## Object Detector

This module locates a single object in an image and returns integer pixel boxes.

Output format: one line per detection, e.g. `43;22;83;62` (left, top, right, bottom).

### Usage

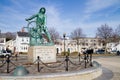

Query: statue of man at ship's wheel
25;7;53;46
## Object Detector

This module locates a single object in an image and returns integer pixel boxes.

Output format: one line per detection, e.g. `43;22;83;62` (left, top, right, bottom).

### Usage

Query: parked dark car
110;50;117;54
117;51;120;55
96;49;105;54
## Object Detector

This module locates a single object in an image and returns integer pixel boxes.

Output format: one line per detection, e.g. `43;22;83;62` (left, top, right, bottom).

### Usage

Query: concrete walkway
94;56;120;80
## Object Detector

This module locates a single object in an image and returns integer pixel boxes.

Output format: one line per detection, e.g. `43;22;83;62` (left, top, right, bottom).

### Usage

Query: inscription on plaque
28;46;56;63
35;48;54;61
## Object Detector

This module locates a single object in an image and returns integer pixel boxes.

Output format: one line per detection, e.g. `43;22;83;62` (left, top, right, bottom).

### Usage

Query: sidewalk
94;56;120;80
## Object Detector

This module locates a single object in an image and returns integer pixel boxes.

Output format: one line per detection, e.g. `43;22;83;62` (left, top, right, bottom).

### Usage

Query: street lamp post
77;40;81;62
63;33;69;71
63;33;66;56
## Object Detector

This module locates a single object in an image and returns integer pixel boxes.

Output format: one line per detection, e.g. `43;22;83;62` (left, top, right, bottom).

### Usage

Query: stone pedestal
28;46;56;63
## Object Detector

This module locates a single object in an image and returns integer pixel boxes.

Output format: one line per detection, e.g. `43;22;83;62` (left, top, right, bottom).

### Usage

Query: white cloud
46;6;61;27
45;5;79;35
78;0;120;37
0;0;119;37
85;0;119;13
82;0;120;21
77;20;120;37
0;0;69;34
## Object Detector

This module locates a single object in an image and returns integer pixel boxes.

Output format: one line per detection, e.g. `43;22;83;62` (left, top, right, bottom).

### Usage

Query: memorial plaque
28;46;56;63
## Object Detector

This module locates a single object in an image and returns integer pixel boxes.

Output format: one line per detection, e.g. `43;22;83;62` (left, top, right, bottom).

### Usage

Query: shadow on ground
94;67;113;80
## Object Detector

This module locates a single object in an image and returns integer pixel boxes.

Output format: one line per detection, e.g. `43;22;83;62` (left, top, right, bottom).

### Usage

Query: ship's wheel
27;21;42;39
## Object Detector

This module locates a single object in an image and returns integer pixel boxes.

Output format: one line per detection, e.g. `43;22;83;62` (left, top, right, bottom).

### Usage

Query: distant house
55;37;103;54
0;31;6;51
14;32;30;53
106;42;118;52
114;42;120;51
0;37;6;51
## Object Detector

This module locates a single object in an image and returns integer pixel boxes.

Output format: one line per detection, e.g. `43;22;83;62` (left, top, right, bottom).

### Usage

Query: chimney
21;27;25;32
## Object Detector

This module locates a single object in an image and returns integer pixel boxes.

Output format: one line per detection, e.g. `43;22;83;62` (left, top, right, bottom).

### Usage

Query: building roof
17;32;29;37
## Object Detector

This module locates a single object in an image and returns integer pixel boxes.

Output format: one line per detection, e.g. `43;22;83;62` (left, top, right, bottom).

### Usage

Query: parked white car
0;50;11;56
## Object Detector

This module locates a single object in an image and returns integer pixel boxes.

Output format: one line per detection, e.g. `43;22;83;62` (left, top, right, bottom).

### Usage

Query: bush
19;52;27;54
61;51;70;56
70;51;79;56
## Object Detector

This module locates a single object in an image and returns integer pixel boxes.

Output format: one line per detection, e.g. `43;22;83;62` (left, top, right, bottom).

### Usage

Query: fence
0;50;93;74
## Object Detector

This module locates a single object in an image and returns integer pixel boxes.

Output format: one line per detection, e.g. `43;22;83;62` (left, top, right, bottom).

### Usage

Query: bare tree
48;27;60;43
70;27;85;53
0;32;16;41
5;32;16;41
109;24;120;43
115;24;120;36
96;24;113;53
70;28;85;40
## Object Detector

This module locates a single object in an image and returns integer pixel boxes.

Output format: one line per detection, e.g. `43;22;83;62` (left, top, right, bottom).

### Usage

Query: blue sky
0;0;120;37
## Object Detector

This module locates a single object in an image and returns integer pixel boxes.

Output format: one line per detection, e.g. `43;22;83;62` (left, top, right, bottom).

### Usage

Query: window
26;39;28;42
99;43;101;46
24;47;26;50
94;43;96;46
94;40;96;42
22;38;24;42
91;40;93;42
26;47;27;50
86;43;88;46
82;43;85;46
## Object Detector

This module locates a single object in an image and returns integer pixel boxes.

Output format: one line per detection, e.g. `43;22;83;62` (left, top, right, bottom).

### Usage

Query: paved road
93;56;120;80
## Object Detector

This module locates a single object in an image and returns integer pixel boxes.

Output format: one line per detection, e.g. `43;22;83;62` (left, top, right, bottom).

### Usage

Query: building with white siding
115;43;120;51
106;42;117;51
55;37;104;54
0;38;6;51
3;31;104;54
15;32;30;53
107;42;120;52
